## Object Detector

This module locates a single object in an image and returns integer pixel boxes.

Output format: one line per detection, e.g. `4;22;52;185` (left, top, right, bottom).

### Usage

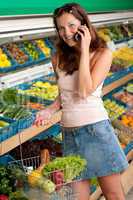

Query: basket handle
38;149;50;171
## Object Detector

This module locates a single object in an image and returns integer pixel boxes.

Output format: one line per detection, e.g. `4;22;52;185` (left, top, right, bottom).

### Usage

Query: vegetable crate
8;152;87;200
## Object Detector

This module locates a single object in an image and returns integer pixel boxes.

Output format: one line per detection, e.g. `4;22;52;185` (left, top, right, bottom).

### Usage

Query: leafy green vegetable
42;155;87;182
0;88;27;105
0;166;15;195
9;190;28;200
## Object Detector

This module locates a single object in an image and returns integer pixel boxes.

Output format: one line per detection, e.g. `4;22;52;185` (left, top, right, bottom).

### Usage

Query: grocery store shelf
0;110;62;155
0;61;53;89
104;66;132;86
103;73;133;95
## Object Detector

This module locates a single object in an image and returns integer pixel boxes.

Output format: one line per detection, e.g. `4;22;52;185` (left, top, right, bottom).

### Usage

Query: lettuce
42;155;87;182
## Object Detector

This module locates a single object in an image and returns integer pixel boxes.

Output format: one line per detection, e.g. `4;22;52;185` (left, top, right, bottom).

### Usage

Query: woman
35;3;128;200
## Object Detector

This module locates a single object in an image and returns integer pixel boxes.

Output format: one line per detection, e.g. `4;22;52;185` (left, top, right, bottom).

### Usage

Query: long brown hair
53;3;106;75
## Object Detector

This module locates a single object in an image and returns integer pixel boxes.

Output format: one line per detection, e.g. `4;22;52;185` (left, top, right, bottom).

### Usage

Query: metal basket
8;154;80;200
9;156;41;172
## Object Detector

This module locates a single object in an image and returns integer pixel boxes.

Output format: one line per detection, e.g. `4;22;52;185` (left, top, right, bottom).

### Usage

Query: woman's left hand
77;25;91;53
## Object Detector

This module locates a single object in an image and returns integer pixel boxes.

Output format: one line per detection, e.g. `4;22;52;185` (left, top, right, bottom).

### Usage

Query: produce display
98;23;133;80
110;58;130;72
103;99;126;119
35;39;51;57
0;105;32;120
119;110;133;129
0;88;25;105
4;43;29;65
0;88;32;119
113;46;133;65
115;128;133;146
113;90;133;107
18;81;59;101
97;23;133;42
25;102;45;110
0;120;9;129
0;48;11;68
112;82;133;107
0;38;53;73
0;165;28;200
126;83;133;94
22;41;41;61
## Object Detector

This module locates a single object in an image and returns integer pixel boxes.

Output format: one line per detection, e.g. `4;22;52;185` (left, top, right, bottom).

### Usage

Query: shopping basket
8;149;86;200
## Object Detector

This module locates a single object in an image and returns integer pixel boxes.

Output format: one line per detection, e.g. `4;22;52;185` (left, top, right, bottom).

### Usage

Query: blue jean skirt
61;119;128;180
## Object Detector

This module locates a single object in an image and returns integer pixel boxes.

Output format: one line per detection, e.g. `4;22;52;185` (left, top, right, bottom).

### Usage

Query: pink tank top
57;68;109;127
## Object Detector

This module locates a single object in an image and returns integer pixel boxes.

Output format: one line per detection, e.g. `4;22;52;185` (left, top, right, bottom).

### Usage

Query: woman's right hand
34;108;53;126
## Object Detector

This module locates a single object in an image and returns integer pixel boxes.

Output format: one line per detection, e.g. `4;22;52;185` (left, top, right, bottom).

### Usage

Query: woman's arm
78;48;112;98
77;25;112;98
34;96;61;126
46;95;61;113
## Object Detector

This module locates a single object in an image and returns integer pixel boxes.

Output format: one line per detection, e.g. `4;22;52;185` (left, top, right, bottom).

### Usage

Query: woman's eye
69;24;75;28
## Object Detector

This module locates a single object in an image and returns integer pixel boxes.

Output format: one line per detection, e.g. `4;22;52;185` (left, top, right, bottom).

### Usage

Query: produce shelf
0;110;62;155
103;73;133;95
104;66;132;86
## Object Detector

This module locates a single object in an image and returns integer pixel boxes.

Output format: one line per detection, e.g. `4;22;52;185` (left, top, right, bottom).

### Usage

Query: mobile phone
74;32;81;41
74;24;85;41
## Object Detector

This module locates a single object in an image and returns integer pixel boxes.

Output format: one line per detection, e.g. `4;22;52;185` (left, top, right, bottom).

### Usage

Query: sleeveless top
56;68;109;127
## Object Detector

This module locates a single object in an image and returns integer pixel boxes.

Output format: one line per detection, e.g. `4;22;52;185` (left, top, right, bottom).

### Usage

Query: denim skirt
61;119;128;180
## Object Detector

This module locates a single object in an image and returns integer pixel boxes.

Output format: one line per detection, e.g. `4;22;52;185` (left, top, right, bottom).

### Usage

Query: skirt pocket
92;120;115;143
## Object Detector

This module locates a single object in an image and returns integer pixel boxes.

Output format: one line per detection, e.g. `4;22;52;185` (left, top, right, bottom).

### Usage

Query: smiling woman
34;3;129;200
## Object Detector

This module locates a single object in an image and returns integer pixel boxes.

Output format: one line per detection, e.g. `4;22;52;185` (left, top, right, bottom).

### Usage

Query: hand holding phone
74;32;81;41
74;24;91;49
74;24;85;41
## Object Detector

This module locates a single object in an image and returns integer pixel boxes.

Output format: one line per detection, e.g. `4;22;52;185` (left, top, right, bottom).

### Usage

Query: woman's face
56;12;81;47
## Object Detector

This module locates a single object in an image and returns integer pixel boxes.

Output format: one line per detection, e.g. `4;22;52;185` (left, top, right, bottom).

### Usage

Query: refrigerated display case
0;10;133;200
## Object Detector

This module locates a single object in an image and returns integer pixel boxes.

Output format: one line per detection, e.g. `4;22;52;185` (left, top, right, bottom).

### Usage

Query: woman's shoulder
97;47;112;59
93;47;112;63
90;47;112;70
96;47;112;56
